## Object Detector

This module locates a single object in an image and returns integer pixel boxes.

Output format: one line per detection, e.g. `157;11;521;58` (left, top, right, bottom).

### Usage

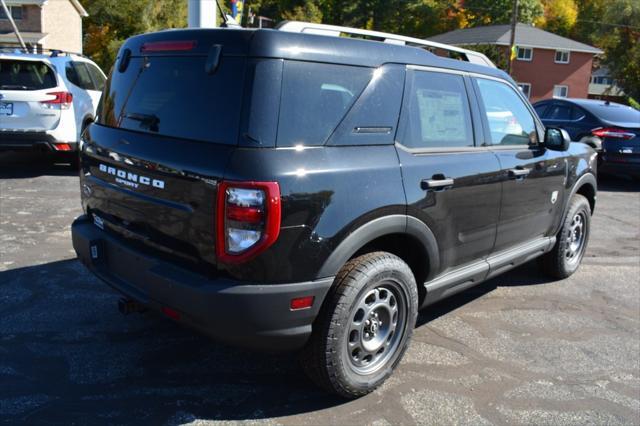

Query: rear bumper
599;156;640;177
0;131;77;152
71;216;333;352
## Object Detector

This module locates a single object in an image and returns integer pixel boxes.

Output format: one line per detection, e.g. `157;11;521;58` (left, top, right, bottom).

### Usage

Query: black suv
72;28;597;398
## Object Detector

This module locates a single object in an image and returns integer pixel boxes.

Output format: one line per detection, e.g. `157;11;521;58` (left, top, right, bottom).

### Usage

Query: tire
300;252;418;398
539;194;591;279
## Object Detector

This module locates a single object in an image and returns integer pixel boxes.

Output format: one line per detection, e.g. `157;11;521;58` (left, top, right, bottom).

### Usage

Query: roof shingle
427;23;603;54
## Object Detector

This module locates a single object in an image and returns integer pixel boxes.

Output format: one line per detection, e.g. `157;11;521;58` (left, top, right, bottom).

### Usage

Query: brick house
427;23;603;103
0;0;88;53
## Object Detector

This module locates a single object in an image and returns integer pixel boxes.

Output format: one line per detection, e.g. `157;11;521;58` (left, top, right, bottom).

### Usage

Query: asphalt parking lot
1;152;639;425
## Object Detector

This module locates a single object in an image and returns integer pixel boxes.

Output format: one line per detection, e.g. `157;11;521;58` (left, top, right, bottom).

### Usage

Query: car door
65;61;97;135
472;77;568;253
542;101;586;141
396;68;503;275
84;62;106;114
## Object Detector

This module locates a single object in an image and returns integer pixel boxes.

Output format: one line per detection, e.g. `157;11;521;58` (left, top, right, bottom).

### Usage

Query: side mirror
544;127;571;151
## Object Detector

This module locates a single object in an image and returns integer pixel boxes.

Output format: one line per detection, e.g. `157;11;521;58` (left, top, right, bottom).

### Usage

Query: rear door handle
421;177;454;190
508;168;531;178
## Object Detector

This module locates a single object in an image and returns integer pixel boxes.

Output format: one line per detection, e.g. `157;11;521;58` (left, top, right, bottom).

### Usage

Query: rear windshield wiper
0;84;28;90
123;112;160;132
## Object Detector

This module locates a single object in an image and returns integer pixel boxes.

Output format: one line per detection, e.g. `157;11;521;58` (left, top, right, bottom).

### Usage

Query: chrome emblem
99;163;165;189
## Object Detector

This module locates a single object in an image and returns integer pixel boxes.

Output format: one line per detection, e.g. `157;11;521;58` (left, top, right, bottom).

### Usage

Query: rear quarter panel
223;145;405;283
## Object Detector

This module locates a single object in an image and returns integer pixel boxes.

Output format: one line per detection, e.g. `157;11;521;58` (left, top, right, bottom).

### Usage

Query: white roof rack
276;21;496;68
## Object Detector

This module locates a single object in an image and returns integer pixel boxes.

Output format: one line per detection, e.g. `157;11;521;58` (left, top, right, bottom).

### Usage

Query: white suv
0;50;106;159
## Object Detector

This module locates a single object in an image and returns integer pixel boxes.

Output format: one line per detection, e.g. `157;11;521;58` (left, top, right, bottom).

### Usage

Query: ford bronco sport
72;25;597;398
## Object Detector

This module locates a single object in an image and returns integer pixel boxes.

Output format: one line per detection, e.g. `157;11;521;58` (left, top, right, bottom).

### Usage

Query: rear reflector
140;40;197;53
290;296;314;311
161;306;181;320
52;143;72;151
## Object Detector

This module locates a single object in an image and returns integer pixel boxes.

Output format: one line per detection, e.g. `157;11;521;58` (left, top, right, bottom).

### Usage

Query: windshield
0;59;57;90
98;55;245;145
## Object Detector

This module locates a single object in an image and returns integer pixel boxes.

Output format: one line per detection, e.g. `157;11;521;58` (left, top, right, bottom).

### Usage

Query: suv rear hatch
82;30;252;270
0;58;64;131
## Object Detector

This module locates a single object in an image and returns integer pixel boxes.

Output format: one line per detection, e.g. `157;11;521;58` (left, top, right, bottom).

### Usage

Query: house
588;66;625;103
427;23;603;103
0;0;88;54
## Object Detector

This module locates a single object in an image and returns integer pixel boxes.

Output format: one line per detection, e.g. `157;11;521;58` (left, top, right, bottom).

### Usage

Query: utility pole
188;0;217;28
507;0;519;74
0;0;27;52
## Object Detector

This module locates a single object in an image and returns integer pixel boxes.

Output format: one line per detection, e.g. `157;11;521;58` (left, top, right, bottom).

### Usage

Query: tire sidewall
557;196;591;275
329;258;418;393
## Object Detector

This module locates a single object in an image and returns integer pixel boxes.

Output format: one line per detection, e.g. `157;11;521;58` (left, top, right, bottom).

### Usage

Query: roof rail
0;46;87;58
276;21;496;68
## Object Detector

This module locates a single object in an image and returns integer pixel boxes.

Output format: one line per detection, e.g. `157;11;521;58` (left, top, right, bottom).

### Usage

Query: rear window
586;103;640;124
277;61;372;146
0;59;57;90
98;56;244;145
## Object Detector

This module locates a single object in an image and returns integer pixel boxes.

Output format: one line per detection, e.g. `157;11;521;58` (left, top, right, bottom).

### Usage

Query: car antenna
215;0;229;27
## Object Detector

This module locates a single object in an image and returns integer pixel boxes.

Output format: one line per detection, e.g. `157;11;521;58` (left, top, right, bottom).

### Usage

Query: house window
516;47;533;61
592;76;613;85
553;85;569;98
555;50;570;64
517;82;531;98
0;5;23;20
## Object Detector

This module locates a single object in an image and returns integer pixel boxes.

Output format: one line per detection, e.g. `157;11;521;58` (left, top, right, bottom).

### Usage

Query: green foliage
461;0;544;26
628;97;640;111
597;0;640;101
81;0;188;72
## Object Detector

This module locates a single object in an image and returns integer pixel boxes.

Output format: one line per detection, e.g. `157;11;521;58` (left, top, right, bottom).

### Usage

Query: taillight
216;181;281;264
592;127;635;140
41;91;73;110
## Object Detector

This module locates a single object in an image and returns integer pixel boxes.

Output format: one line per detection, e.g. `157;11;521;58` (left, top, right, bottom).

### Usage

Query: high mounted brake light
591;127;635;140
140;40;197;53
216;181;281;264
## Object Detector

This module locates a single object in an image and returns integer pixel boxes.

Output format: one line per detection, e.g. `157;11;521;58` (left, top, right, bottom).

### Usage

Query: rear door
396;68;503;274
82;42;246;268
0;58;61;131
472;77;567;253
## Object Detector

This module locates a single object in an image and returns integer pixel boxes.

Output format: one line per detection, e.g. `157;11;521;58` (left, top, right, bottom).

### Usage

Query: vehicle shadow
0;151;77;178
0;257;556;423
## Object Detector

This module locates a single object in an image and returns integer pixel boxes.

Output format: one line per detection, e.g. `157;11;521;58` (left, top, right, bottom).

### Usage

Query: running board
421;236;555;308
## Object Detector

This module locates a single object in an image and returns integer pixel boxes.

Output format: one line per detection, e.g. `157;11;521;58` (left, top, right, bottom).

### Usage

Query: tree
598;0;640;101
81;0;188;71
537;0;578;36
461;0;544;26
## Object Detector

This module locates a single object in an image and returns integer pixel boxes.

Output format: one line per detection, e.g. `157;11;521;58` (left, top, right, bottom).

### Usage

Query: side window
86;63;106;91
398;70;473;149
66;62;94;90
475;78;538;146
533;103;548;118
546;104;572;120
277;61;372;147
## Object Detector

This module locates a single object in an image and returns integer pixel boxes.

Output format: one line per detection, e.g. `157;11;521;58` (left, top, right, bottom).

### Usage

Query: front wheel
539;194;591;279
300;252;418;398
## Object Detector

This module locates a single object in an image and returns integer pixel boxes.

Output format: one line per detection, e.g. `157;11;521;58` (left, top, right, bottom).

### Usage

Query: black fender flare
556;172;597;236
316;214;440;281
567;172;597;212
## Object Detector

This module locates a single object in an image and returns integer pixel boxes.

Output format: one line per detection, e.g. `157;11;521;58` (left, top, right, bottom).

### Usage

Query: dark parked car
534;98;640;179
72;26;597;398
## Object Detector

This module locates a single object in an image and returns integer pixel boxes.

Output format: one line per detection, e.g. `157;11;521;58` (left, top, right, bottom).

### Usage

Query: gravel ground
1;152;639;425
